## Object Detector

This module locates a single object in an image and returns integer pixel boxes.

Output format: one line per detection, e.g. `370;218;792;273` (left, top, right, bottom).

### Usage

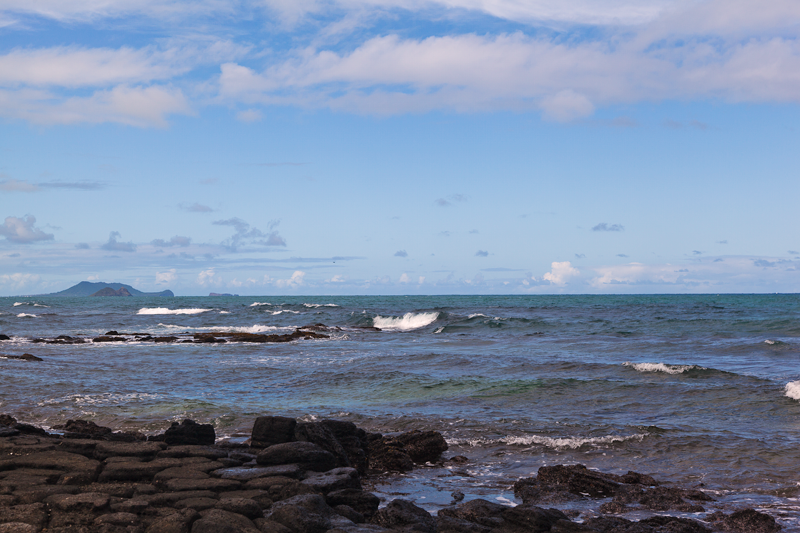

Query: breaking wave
451;433;647;450
138;308;211;315
304;303;339;308
785;381;800;401
373;312;439;331
17;313;37;318
623;362;706;374
250;302;271;307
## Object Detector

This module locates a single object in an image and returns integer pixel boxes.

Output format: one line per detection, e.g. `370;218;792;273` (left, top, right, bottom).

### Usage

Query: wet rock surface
0;416;784;533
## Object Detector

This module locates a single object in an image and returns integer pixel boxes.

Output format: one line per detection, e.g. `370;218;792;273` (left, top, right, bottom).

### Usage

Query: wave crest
785;381;800;400
623;362;705;374
17;313;37;318
373;312;439;331
138;308;211;315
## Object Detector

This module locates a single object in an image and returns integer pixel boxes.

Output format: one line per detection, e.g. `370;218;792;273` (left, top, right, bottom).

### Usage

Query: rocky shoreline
0;415;783;533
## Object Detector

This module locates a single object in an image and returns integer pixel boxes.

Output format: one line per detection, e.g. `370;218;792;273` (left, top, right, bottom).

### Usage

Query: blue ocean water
2;294;800;526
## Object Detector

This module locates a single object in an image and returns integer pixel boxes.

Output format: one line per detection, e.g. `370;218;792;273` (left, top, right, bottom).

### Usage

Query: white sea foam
138;308;211;315
250;302;271;307
156;324;284;333
373;312;439;331
623;362;705;374
13;302;47;307
468;313;489;318
272;310;300;315
451;433;646;450
785;381;800;401
13;302;23;306
304;303;339;308
17;313;36;318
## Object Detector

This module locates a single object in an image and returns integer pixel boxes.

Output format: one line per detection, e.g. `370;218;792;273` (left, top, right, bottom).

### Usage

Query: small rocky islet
0;415;782;533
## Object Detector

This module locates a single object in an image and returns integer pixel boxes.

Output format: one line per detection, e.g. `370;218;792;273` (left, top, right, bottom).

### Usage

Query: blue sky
1;0;799;295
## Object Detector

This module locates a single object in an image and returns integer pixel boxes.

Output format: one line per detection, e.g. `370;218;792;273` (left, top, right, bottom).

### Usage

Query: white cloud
197;268;221;287
0;215;54;243
0;272;41;290
399;272;410;283
543;261;579;285
275;270;306;288
326;274;346;282
156;269;177;285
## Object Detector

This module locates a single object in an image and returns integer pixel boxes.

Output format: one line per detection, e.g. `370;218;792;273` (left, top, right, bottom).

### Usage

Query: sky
0;0;799;296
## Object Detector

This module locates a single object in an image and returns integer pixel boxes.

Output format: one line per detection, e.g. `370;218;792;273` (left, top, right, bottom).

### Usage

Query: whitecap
137;308;211;315
373;312;439;331
250;302;271;307
622;362;705;374
451;433;646;450
468;313;490;318
304;303;339;308
16;313;36;318
785;381;800;401
13;302;24;306
219;311;231;314
272;310;300;315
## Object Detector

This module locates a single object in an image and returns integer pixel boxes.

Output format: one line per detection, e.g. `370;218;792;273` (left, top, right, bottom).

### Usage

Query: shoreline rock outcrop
0;415;782;533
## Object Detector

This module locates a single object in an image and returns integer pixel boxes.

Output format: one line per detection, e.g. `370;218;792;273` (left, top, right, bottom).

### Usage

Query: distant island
36;281;174;297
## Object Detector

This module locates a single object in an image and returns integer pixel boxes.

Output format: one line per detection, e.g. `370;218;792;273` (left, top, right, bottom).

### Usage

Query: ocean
2;294;800;528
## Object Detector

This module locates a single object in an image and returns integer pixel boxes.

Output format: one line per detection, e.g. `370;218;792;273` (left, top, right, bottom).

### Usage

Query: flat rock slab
45;492;111;512
97;457;208;483
158;445;229;459
301;467;360;493
93;441;166;460
214;465;301;481
0;503;47;530
256;442;337;472
164;477;242;492
0;450;101;474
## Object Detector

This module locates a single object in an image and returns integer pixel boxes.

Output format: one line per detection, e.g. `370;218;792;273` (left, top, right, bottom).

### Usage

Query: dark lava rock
53;419;113;439
370;499;437;533
252;416;298;448
604;484;711;513
2;353;43;361
156;419;216;446
256;441;337;472
321;419;370;475
0;414;17;426
367;435;414;473
536;464;619;498
192;508;260;532
438;499;508;529
500;504;569;532
12;422;47;435
92;336;126;342
584;515;711;533
270;494;341;533
325;489;380;518
294;422;350;467
394;430;448;464
0;334;10;341
301;467;361;493
708;509;782;532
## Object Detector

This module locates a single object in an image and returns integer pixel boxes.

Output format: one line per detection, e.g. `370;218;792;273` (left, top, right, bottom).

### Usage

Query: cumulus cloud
197;267;221;286
152;235;191;247
543;261;579;285
100;231;136;252
0;215;54;243
394;250;408;257
475;250;488;257
399;273;410;283
593;222;624;232
156;269;177;284
275;270;305;288
213;217;286;250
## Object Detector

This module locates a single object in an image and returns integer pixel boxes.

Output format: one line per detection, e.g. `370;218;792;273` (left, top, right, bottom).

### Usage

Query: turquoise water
2;294;800;526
